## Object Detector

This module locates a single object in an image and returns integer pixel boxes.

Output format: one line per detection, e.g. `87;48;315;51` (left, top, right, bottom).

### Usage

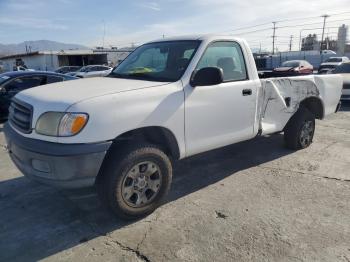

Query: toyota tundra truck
4;35;342;219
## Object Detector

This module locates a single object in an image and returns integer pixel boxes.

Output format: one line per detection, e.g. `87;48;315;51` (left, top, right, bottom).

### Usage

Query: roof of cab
146;34;244;44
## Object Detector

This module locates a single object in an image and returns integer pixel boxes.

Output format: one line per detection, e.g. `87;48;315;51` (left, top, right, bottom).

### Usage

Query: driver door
184;41;258;156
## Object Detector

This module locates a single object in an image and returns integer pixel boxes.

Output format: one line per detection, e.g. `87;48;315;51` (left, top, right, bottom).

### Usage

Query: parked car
333;62;350;101
0;71;77;122
4;35;342;220
69;65;112;78
55;66;81;74
273;60;313;76
318;56;350;74
14;66;35;72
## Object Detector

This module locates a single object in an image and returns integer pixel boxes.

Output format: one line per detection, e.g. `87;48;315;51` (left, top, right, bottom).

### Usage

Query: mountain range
0;40;88;57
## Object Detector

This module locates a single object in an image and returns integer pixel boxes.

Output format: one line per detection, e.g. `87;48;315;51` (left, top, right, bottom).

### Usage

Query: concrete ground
1;104;350;262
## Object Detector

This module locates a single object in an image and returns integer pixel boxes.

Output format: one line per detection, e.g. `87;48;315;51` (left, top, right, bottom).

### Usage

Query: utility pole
272;22;277;54
289;35;293;51
102;19;106;48
320;14;329;52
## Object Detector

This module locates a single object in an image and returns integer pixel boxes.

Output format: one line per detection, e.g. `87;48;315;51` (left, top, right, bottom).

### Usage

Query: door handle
242;89;252;96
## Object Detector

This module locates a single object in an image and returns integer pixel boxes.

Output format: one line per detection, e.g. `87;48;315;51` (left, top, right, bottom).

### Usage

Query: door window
5;76;46;92
47;75;64;84
196;41;247;82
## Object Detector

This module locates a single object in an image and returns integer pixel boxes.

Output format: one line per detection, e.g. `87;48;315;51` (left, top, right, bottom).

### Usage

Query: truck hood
16;77;170;110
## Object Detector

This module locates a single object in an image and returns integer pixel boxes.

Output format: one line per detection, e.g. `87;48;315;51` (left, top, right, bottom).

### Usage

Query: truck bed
258;75;342;135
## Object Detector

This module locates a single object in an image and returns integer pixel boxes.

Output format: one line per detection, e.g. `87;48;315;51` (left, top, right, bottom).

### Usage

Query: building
322;37;337;52
337;24;348;55
93;47;134;67
301;25;349;54
0;47;134;72
301;34;319;51
0;50;108;72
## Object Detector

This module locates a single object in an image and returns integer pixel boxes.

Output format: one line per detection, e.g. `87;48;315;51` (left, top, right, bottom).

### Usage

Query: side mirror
191;67;224;87
0;87;6;94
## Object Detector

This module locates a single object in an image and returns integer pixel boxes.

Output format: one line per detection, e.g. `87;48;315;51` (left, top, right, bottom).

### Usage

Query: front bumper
4;123;112;188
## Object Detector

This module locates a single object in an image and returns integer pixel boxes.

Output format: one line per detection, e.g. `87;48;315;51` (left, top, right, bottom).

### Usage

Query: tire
284;106;315;150
97;143;172;220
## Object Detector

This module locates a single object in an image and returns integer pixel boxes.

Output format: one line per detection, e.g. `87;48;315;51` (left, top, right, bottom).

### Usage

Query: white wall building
93;47;134;67
0;50;108;72
337;24;348;55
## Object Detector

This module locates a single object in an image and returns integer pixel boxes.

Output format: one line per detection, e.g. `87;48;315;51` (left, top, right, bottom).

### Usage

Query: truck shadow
0;134;293;261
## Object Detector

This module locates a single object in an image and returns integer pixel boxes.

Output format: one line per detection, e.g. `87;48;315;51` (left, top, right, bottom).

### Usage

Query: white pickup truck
4;35;342;219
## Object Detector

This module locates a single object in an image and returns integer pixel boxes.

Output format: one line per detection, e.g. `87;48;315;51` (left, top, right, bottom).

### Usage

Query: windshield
110;40;201;82
78;66;90;72
333;63;350;73
326;58;342;62
282;61;300;67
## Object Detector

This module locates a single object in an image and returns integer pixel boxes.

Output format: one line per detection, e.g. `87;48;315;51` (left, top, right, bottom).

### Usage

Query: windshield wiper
108;72;171;82
109;72;155;80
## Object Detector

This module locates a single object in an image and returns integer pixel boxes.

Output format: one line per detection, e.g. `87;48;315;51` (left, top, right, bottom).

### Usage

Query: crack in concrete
320;141;338;151
83;219;153;262
136;213;159;252
259;165;350;183
110;239;151;262
59;192;153;262
82;219;152;262
321;176;350;182
318;124;350;132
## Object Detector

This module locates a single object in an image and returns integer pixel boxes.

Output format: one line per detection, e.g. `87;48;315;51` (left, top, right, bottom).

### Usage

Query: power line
234;27;273;36
276;11;350;23
222;22;272;33
276;18;350;29
222;11;350;34
328;11;350;16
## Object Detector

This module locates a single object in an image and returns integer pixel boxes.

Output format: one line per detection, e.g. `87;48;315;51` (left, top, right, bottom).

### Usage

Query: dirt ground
1;104;350;262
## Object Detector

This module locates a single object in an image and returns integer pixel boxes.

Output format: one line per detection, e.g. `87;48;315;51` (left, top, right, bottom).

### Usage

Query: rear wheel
97;143;172;220
284;107;315;150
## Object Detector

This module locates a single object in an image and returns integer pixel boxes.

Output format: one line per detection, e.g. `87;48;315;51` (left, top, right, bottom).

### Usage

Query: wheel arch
299;96;324;120
95;126;179;186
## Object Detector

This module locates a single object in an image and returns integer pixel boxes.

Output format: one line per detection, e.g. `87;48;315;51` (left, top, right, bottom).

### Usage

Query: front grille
9;98;33;134
343;83;350;90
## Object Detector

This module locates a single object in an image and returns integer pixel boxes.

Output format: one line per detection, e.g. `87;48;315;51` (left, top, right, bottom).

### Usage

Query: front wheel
284;107;316;150
97;143;172;220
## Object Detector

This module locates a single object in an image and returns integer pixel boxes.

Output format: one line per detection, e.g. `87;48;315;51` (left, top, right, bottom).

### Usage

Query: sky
0;0;349;51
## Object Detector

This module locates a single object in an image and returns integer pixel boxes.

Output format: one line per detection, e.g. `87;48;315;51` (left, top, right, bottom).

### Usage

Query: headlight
36;112;88;137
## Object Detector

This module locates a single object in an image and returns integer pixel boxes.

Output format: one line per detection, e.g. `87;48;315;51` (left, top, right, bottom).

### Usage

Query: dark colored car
55;66;82;74
0;71;77;122
333;62;350;101
273;60;314;76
